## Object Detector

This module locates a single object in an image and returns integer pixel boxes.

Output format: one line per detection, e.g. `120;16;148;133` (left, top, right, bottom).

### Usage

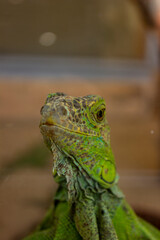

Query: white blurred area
39;32;57;47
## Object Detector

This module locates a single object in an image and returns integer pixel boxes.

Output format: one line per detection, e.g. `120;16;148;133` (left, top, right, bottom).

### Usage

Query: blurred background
0;0;160;239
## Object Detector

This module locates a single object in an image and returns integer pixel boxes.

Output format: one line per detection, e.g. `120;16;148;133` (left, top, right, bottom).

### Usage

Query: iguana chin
23;93;160;240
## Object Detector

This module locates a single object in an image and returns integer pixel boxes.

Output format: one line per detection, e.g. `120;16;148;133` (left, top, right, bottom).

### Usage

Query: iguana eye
96;108;105;122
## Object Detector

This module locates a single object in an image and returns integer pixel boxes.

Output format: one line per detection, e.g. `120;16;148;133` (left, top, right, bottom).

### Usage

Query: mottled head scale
40;92;116;189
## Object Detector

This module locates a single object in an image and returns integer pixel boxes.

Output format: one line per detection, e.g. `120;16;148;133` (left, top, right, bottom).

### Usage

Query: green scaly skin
23;93;160;240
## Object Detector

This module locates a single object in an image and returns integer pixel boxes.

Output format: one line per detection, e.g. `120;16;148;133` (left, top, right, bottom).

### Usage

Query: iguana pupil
96;108;105;121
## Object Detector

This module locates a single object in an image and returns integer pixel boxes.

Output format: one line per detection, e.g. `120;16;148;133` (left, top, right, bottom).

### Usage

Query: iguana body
23;93;160;240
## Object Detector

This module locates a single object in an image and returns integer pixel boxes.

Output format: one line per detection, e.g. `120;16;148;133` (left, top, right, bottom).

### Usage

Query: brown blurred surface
0;0;147;58
0;79;160;239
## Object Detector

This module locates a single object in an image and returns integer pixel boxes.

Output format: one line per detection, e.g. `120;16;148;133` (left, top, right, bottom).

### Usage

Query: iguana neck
49;128;116;189
51;142;120;203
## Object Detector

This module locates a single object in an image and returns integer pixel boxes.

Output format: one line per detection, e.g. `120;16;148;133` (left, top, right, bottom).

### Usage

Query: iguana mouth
40;123;98;137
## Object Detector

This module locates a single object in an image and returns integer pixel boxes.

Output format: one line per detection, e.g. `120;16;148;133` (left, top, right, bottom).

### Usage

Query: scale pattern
23;93;160;240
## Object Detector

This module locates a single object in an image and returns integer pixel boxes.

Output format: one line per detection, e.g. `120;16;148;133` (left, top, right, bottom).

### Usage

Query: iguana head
40;92;116;188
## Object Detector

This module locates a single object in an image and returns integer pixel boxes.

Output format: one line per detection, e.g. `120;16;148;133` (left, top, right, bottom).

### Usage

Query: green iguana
23;93;160;240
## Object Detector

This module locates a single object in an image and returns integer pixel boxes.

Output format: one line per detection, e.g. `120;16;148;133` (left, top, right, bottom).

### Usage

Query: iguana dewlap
23;93;160;240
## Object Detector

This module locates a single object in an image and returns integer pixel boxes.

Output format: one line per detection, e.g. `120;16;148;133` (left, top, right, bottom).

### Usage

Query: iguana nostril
40;105;50;115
